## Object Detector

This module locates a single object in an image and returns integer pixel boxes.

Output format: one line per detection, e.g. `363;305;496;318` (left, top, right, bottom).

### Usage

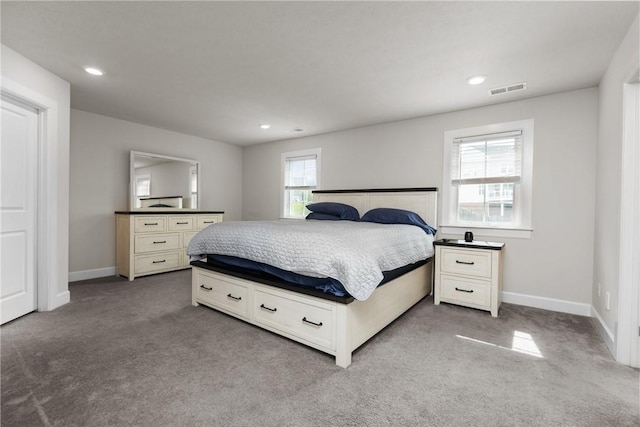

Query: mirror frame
130;151;200;211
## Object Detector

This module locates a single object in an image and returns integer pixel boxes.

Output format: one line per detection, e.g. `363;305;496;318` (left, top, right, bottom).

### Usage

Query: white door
1;95;39;324
620;79;640;367
634;86;640;368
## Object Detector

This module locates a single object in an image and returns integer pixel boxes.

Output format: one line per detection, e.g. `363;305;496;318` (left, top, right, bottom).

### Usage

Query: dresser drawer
440;248;492;279
254;288;335;351
134;216;167;233
440;275;491;308
183;231;199;248
134;233;181;253
195;271;249;318
169;216;195;231
134;251;181;274
197;214;222;229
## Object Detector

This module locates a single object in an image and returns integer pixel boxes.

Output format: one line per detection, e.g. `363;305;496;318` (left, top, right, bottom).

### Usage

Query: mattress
204;254;429;298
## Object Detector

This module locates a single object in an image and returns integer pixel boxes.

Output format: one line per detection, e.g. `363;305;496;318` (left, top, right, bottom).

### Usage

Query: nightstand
433;239;505;317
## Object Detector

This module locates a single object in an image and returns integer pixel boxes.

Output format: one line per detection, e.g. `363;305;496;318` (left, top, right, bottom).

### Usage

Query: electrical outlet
598;283;601;297
605;291;610;310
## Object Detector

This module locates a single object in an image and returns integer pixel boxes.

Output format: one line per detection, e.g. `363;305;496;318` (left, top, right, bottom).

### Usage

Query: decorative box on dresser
116;211;224;280
433;239;504;317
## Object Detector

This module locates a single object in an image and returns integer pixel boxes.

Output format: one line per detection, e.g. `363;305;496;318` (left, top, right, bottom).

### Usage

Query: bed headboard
312;188;438;230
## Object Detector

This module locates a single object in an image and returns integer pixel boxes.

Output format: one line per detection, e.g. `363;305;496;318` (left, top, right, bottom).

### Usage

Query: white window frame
134;174;151;208
280;148;321;219
189;165;198;209
441;119;534;239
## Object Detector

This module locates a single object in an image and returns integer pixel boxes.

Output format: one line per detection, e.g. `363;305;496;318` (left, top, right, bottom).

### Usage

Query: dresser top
115;211;224;215
433;239;504;250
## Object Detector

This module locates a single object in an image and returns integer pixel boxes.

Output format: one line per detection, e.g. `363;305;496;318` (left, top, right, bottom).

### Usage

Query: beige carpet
2;269;638;426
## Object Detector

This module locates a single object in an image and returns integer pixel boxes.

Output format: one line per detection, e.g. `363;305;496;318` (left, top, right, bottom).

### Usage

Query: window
189;166;198;209
136;175;151;197
281;148;321;218
135;174;151;208
442;120;534;238
136;175;151;208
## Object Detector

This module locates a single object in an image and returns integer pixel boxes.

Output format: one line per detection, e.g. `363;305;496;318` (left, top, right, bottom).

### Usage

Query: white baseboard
502;291;592;317
590;306;616;356
53;290;70;308
68;266;116;282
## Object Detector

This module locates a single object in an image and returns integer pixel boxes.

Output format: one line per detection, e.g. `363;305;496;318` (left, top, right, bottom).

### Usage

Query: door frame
1;77;60;313
617;69;640;367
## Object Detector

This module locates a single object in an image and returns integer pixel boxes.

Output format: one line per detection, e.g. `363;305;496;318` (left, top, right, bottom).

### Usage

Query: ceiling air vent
489;82;527;96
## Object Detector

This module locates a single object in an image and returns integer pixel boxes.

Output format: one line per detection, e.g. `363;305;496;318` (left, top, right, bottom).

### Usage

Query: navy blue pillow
305;202;360;221
305;212;342;221
361;208;437;235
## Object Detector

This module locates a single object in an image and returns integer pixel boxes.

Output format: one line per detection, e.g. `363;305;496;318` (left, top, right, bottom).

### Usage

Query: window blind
136;176;151;197
284;154;317;190
190;169;197;193
451;130;522;185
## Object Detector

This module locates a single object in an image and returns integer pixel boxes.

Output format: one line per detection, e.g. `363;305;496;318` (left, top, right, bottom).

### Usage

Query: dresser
115;211;224;280
433;239;504;317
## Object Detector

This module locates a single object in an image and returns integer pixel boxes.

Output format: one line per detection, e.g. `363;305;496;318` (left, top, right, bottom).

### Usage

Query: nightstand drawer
440;275;491;308
440;248;492;279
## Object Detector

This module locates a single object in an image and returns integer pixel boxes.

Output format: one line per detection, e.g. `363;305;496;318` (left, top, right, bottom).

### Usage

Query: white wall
593;14;640;353
243;88;598;311
1;45;71;303
69;109;243;275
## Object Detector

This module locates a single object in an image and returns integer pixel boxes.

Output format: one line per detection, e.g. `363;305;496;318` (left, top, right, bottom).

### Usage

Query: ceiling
2;1;638;146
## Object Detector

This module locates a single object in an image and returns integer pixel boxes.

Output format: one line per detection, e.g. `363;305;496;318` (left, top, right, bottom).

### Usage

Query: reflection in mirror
130;151;199;210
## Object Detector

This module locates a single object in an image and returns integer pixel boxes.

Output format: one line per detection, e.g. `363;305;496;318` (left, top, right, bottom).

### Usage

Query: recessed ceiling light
466;75;486;85
84;67;104;76
259;124;271;129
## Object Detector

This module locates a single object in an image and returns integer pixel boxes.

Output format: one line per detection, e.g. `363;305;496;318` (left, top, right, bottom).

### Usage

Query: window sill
439;225;532;239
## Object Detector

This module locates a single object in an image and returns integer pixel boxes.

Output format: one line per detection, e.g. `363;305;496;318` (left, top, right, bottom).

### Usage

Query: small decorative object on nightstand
433;239;505;317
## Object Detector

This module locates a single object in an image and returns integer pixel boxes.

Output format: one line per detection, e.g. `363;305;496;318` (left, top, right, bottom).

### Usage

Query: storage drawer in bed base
191;261;432;368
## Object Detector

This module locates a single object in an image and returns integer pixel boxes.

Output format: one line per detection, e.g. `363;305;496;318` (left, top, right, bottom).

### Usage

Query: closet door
0;96;38;324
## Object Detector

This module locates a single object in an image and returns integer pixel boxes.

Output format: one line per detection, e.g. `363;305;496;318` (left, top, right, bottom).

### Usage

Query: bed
189;188;438;367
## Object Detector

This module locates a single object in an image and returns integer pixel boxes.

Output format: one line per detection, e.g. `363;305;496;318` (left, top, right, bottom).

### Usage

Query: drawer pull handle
456;260;475;265
227;293;242;301
302;317;323;327
200;284;213;291
260;303;277;313
152;260;166;264
144;222;159;226
455;287;474;293
203;221;215;224
176;221;189;225
153;240;167;244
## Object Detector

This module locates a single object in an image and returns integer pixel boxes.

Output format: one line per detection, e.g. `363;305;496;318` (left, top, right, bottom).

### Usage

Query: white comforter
187;220;434;301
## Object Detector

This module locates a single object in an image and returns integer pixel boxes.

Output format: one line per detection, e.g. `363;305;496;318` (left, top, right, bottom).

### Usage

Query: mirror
130;151;199;210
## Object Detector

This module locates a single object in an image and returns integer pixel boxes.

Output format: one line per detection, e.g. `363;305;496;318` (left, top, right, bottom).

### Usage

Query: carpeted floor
1;270;638;427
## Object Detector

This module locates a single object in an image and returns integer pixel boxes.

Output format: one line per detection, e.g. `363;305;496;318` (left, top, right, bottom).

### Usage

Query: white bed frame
191;188;438;368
